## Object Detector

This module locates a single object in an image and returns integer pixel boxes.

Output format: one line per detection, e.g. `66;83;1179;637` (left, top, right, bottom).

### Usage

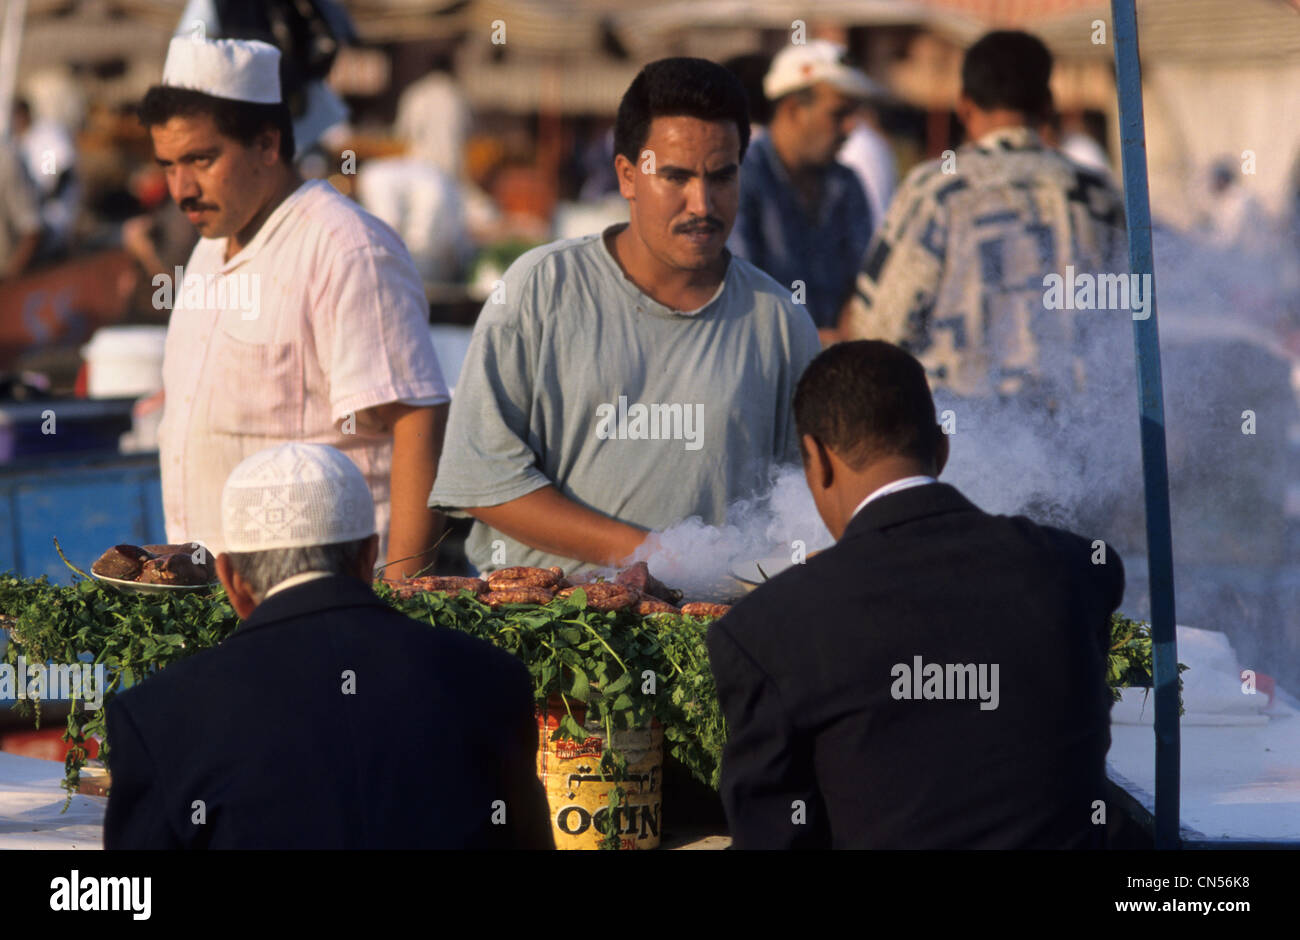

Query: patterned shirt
159;180;450;561
729;134;873;329
850;127;1127;398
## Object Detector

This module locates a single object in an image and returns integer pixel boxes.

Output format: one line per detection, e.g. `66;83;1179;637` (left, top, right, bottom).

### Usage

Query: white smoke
624;465;833;602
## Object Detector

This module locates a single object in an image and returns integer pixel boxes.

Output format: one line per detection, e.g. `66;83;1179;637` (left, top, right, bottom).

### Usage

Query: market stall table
1105;626;1300;846
0;751;105;849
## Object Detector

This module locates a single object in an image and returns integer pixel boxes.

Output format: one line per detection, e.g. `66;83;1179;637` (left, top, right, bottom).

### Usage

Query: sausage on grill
482;586;556;607
557;582;639;612
393;576;488;599
486;566;560;588
680;602;731;619
635;597;681;616
485;577;557;595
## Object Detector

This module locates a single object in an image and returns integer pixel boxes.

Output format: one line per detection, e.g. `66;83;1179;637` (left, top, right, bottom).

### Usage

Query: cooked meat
143;543;216;579
680;602;731;619
391;576;488;599
557;582;639;612
635;597;681;616
91;544;151;580
484;577;557;595
615;561;682;604
482;587;556;607
486;566;561;588
138;553;212;585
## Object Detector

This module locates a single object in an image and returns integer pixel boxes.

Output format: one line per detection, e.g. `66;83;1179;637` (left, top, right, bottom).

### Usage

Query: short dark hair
721;52;772;126
138;85;295;163
961;31;1054;120
614;57;751;165
793;340;939;470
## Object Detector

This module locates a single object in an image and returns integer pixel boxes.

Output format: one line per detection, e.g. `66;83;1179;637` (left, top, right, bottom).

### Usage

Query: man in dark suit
708;340;1123;849
104;443;553;849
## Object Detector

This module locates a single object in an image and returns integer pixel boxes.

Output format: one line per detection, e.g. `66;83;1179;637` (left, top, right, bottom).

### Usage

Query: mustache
674;217;723;234
179;198;217;213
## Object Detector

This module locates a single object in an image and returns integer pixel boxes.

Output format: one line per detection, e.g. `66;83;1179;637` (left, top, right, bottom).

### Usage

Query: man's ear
802;433;834;490
216;553;257;620
934;425;950;477
614;152;638;200
259;127;282;165
956;94;975;130
358;533;380;582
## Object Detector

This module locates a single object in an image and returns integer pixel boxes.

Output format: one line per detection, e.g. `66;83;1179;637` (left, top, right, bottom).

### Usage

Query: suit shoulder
712;548;839;650
384;610;531;690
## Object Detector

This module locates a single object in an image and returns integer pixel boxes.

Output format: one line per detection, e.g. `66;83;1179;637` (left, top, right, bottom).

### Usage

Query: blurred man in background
838;101;897;242
11;99;79;261
728;41;873;344
849;31;1126;405
0;135;42;282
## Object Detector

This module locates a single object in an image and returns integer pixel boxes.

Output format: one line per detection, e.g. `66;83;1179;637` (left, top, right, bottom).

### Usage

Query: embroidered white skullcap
222;443;375;552
162;36;282;105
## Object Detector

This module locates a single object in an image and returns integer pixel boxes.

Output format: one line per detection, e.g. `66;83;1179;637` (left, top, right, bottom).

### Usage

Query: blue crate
0;452;165;583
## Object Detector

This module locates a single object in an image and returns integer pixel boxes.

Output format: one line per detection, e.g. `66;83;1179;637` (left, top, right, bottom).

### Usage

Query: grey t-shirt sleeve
428;268;553;510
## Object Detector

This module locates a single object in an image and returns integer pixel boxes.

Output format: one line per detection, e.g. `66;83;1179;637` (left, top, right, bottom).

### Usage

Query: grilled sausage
557;582;639;611
485;577;557;595
482;586;556;607
393;576;488;599
635;597;681;616
486;566;560;587
680;602;731;619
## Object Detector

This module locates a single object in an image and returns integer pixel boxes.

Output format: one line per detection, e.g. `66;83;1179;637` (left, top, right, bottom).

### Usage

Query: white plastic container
80;326;168;398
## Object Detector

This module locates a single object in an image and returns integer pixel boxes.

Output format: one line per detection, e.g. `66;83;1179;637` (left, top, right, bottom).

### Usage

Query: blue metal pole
1109;0;1181;849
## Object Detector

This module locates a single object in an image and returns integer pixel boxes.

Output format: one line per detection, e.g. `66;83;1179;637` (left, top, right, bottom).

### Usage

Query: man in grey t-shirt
430;58;820;576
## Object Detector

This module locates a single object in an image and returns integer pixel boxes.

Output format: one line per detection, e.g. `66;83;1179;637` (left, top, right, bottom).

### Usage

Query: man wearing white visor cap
104;443;554;849
140;36;450;577
728;40;875;343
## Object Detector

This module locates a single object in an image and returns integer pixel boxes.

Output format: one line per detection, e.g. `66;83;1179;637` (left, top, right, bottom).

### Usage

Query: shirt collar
598;223;730;318
972;125;1044;153
849;475;938;522
217;178;317;271
262;569;335;601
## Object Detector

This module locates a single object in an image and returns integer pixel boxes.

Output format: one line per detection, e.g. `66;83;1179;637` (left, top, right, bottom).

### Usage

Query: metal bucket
536;698;663;850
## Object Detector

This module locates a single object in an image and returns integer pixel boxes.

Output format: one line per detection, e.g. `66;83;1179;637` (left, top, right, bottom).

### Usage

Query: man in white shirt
140;37;449;576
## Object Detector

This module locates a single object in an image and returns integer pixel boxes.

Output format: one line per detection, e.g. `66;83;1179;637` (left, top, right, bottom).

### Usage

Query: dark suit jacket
707;483;1123;849
104;574;554;849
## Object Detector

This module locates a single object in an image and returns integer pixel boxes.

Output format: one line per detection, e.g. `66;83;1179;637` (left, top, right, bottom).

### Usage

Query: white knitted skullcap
222;444;375;552
162;37;282;105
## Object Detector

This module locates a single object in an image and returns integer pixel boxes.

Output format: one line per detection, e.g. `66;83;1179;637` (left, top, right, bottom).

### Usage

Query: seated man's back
105;575;550;849
708;340;1123;849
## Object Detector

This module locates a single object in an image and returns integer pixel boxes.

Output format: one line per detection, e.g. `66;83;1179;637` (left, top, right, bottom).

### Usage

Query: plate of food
89;543;219;594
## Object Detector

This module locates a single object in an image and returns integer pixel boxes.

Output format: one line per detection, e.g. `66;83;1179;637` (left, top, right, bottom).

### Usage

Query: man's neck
964;110;1031;143
224;169;303;262
836;457;935;529
608;225;727;312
